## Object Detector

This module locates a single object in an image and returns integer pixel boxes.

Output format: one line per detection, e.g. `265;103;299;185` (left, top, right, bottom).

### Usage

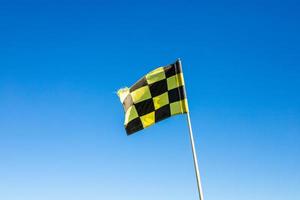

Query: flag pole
178;59;204;200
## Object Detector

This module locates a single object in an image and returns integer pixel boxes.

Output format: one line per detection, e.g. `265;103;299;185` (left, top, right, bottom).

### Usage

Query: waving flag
117;60;188;135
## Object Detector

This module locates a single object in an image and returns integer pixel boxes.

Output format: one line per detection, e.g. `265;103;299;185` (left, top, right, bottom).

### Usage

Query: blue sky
0;0;299;199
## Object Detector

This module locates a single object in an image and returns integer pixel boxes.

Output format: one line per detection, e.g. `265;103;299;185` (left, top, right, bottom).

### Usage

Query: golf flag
117;60;189;135
117;60;205;200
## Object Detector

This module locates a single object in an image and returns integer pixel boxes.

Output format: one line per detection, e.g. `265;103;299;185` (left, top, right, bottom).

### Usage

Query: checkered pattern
117;60;189;135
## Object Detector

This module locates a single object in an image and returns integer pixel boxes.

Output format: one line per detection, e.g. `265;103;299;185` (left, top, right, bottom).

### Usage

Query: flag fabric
117;60;189;135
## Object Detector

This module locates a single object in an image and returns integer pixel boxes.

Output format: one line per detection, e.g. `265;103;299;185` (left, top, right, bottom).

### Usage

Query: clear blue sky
0;0;299;199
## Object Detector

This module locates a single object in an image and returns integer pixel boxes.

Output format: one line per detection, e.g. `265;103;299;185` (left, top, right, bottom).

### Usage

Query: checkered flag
117;59;189;135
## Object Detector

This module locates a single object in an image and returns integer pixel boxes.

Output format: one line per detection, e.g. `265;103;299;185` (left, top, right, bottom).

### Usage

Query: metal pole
178;59;204;200
186;111;204;200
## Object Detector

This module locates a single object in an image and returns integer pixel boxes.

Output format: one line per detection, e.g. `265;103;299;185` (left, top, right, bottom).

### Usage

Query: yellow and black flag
117;59;189;135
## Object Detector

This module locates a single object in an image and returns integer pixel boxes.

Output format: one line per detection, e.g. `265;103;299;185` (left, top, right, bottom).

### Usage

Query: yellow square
167;73;184;90
170;99;188;115
145;67;166;84
140;111;155;128
124;106;139;125
131;86;151;103
153;92;169;110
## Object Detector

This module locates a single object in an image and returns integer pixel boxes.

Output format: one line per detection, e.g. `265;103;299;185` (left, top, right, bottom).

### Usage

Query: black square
149;79;168;97
126;117;143;135
135;99;155;116
130;77;147;92
164;61;182;78
164;64;176;78
123;94;133;112
155;104;171;122
168;86;186;103
174;60;182;73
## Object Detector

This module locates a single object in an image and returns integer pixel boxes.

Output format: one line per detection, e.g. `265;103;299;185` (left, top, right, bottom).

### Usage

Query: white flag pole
178;59;204;200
